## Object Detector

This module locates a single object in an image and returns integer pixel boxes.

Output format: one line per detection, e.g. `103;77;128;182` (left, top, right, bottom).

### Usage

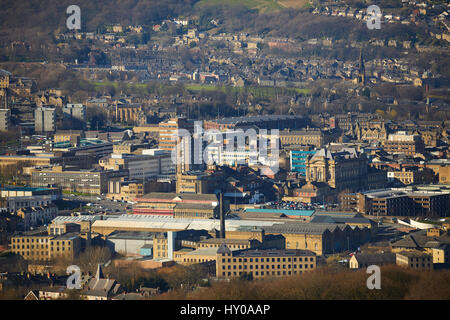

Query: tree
75;246;112;273
239;272;253;281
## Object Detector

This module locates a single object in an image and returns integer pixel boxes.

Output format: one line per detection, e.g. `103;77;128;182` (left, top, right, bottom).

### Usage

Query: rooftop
53;138;110;149
264;222;348;235
244;209;315;217
0;187;54;192
352;253;396;265
199;238;251;245
184;247;219;256
311;215;373;225
107;231;158;240
53;232;80;240
212;114;305;125
138;192;218;203
0;69;12;76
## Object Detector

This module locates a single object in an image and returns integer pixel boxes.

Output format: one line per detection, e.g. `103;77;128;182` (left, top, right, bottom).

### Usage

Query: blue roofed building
244;208;315;221
290;149;317;175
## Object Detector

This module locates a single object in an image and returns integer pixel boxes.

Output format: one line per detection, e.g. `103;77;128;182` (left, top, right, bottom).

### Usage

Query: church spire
359;48;366;86
95;263;104;280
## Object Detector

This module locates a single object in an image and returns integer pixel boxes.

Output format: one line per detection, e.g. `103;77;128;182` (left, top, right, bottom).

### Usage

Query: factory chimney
219;193;225;239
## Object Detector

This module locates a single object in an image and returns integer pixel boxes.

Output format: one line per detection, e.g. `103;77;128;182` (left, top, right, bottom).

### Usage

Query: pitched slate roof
139;192;218;202
0;69;12;76
311;215;373;225
217;243;231;254
391;230;450;249
263;223;348;235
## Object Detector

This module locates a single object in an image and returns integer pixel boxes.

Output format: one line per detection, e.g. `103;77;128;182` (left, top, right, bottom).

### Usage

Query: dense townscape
0;0;449;301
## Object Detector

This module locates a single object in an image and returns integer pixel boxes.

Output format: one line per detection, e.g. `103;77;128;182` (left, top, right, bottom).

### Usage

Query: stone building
215;244;317;279
305;148;368;192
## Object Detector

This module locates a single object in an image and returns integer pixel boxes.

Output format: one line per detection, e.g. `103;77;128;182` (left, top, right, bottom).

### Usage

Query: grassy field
91;81;148;89
196;0;284;12
62;190;93;197
278;0;311;9
185;84;311;97
90;81;311;98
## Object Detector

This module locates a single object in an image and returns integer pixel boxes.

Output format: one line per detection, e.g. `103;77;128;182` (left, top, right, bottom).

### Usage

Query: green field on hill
185;84;310;97
90;81;311;98
196;0;284;12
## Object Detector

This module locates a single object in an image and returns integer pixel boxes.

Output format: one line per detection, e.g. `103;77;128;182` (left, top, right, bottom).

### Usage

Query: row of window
12;238;50;243
12;245;71;251
222;270;308;277
222;257;314;263
13;250;71;256
12;238;69;245
410;263;431;267
221;264;314;270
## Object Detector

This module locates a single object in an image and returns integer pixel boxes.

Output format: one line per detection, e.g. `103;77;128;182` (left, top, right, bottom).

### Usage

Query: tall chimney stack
219;193;225;239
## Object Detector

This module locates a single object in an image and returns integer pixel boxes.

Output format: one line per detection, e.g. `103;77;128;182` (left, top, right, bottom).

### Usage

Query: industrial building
215;244;317;279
